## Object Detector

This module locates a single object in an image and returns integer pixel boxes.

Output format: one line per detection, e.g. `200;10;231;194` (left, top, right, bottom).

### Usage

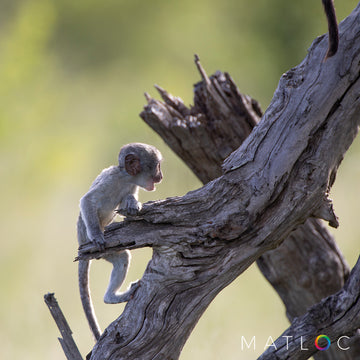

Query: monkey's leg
103;250;140;304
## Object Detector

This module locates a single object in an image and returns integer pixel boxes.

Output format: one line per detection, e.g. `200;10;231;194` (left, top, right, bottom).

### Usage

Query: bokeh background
0;0;359;359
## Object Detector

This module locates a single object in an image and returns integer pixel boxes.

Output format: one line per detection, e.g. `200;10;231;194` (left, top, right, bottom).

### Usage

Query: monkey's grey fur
77;143;163;341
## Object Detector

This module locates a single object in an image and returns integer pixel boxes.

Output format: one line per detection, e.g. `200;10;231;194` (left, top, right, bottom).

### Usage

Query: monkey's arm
79;193;105;248
118;187;142;216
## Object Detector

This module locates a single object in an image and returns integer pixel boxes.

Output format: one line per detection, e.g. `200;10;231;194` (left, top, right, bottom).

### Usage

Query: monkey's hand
91;233;106;251
118;194;142;216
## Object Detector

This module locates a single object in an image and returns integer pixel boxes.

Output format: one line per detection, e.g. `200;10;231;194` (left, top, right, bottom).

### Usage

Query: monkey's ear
124;154;141;176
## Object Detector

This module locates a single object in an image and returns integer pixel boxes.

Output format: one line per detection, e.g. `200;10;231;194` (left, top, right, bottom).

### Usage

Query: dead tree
140;61;359;360
77;3;360;359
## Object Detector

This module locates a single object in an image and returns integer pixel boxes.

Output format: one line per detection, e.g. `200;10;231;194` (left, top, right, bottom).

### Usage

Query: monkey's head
119;143;163;191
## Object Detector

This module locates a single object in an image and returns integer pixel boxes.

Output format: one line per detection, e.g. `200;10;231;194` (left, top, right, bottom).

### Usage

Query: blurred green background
0;0;358;359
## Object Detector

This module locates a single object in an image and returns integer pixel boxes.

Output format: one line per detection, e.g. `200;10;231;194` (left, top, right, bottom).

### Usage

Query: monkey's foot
103;280;141;304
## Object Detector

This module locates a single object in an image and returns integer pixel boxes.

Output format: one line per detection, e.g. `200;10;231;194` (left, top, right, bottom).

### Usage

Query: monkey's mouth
145;183;155;191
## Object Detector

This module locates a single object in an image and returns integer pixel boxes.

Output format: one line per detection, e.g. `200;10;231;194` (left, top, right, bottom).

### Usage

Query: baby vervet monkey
77;143;163;341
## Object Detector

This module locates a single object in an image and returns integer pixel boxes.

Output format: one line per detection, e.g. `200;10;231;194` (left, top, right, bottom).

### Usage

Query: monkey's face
141;162;162;191
121;144;163;191
148;162;163;191
124;154;163;191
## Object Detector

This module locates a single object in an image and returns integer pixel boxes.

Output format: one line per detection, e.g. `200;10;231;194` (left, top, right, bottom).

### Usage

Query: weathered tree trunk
140;60;359;359
258;258;360;360
78;4;360;360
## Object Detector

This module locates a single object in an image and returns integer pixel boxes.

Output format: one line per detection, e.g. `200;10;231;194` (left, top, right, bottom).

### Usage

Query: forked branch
78;4;360;360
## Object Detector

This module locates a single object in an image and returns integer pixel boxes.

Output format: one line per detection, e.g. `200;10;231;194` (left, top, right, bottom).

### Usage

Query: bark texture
258;258;360;360
141;59;356;360
78;4;360;359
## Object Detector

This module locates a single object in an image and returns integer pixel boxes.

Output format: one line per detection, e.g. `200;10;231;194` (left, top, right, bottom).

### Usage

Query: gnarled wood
141;59;356;359
78;4;360;359
258;257;360;360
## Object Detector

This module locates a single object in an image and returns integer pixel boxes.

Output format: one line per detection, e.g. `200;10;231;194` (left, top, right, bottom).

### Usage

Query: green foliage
0;0;358;359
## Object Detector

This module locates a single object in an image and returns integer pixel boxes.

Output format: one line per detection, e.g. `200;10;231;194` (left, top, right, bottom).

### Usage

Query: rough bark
141;59;357;360
257;221;360;360
258;257;360;360
78;4;360;360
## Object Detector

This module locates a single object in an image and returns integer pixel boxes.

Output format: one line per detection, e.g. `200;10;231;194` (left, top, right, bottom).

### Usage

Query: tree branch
141;57;357;359
79;4;360;359
44;293;83;360
258;257;360;360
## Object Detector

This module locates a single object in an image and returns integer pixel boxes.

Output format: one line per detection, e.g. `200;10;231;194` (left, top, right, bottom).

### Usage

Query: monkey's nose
156;172;163;183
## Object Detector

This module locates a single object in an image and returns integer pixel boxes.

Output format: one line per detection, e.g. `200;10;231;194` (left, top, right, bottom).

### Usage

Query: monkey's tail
79;260;102;341
322;0;339;59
